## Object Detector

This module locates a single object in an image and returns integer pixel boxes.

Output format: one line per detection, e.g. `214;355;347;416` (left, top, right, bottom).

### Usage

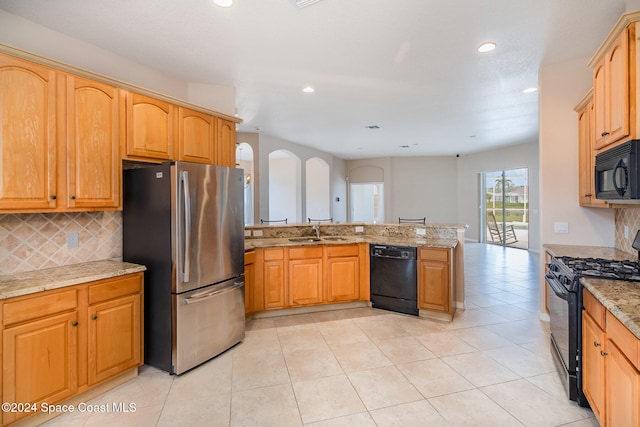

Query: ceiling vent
295;0;323;8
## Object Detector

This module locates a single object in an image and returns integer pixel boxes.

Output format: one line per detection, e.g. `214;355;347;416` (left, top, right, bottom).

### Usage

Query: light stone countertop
543;243;640;340
0;260;146;300
245;235;458;250
582;278;640;340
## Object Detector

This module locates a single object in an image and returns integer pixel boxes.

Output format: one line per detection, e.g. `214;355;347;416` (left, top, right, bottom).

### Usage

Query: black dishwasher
370;244;418;316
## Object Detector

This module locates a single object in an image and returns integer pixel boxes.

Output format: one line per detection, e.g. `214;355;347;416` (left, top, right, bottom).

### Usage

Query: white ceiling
0;0;628;159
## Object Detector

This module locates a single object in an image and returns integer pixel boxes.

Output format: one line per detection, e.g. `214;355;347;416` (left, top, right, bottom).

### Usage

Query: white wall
457;142;540;250
0;10;235;115
346;157;458;223
252;133;347;224
539;58;615;249
306;158;331;221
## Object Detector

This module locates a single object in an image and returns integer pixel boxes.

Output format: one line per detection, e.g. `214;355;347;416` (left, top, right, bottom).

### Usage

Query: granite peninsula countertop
543;244;640;340
582;278;640;340
0;260;146;300
245;235;459;250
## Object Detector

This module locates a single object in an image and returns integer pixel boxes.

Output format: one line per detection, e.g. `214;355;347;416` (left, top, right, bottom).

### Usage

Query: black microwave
595;140;640;200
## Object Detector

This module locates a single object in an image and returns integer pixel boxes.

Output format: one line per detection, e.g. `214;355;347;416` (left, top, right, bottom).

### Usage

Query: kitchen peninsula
244;222;467;322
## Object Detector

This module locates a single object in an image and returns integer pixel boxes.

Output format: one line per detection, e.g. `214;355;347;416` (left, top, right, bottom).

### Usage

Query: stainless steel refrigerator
122;161;245;375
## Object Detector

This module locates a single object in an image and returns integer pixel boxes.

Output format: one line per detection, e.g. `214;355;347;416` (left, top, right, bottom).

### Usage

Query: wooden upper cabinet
66;75;121;209
577;94;608;208
178;107;215;164
125;92;176;160
0;53;57;210
216;118;237;167
593;26;630;150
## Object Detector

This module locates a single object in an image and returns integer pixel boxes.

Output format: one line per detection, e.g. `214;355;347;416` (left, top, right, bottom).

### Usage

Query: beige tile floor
43;243;598;426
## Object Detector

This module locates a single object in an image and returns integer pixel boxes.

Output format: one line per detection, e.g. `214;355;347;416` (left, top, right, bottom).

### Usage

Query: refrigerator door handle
181;170;191;283
183;280;244;305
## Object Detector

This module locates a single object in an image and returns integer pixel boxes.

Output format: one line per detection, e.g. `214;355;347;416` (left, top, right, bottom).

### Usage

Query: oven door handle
545;274;569;301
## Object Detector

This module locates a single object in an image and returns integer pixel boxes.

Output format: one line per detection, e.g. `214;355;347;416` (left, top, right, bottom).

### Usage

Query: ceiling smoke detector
295;0;324;8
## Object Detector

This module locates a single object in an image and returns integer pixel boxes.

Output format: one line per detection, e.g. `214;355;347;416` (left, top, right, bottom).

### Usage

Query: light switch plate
253;230;263;237
355;226;364;233
244;230;251;237
67;232;79;248
553;222;569;234
416;228;426;235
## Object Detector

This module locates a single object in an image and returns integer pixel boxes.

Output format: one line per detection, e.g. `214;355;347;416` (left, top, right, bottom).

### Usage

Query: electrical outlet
244;230;251;237
253;230;263;237
625;225;630;239
553;222;569;234
67;232;79;248
355;226;364;233
416;228;426;235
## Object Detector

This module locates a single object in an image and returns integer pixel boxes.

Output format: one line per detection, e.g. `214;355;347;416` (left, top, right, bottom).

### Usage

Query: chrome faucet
312;224;321;239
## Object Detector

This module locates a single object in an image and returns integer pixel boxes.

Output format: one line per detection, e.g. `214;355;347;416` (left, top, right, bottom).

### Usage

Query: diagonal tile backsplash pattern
615;208;640;256
0;212;122;275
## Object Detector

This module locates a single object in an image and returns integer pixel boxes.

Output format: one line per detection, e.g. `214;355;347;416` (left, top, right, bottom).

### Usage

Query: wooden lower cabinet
417;247;455;320
2;311;78;425
244;250;256;315
582;310;606;424
582;289;640;427
254;244;366;311
288;246;323;306
0;273;143;426
262;248;286;309
325;245;360;302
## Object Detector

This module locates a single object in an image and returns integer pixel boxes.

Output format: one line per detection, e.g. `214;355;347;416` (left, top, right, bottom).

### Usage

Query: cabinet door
66;75;121;209
244;251;256;315
216;118;236;167
593;59;608;149
88;294;141;385
178;107;215;164
3;311;78;425
0;54;57;210
264;260;286;309
606;28;630;146
417;260;449;312
288;258;323;306
126;92;176;160
582;311;606;424
326;256;359;302
605;339;640;427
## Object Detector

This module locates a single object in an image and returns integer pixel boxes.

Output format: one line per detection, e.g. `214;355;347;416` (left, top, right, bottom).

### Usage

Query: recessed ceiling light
523;87;538;93
213;0;233;7
477;42;496;53
303;86;315;93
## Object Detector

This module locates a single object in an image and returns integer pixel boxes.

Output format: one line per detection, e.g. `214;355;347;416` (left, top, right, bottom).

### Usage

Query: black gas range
545;254;640;406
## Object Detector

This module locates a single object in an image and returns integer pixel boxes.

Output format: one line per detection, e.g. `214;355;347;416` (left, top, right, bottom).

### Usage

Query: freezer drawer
173;277;245;374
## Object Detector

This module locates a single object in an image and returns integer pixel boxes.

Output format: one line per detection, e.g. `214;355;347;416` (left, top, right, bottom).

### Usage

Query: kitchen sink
288;237;322;243
322;237;348;241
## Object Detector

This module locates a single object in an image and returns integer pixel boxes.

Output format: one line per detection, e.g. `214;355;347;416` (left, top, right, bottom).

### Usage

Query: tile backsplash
615;208;640;255
0;212;122;275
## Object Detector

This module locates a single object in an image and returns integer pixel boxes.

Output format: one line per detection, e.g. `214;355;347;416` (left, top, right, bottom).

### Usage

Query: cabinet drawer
289;246;323;260
264;248;284;261
3;289;77;326
89;274;142;305
419;248;449;262
326;244;359;258
606;311;640;370
584;289;606;330
245;250;256;264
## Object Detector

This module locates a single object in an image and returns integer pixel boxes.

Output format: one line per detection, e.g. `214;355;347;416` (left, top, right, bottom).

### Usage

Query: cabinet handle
593;341;600;347
50;195;57;200
92;315;98;320
601;131;610;137
584;194;592;197
71;321;78;327
600;350;608;357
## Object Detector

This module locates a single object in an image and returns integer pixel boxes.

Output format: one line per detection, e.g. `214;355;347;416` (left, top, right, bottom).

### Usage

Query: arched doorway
268;150;301;223
305;157;330;222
